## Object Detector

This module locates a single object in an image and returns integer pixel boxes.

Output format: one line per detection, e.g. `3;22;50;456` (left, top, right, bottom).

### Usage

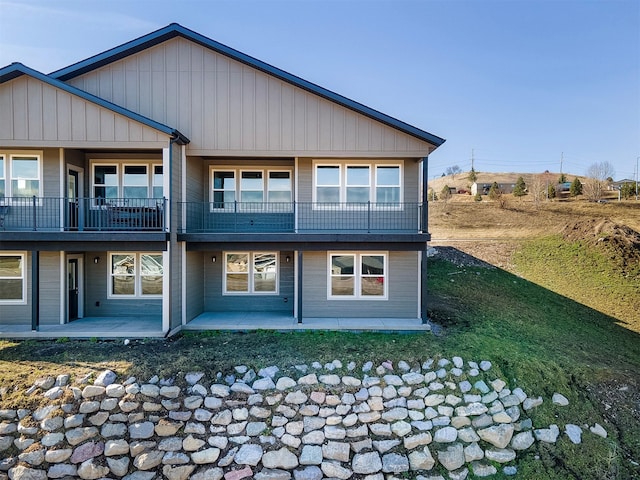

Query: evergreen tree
440;184;452;201
547;183;556;199
468;167;478;184
569;177;583;197
513;176;527;197
558;173;567;184
488;182;501;200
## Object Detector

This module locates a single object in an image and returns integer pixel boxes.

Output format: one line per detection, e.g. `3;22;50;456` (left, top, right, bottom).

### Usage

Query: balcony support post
32;196;37;231
31;250;39;331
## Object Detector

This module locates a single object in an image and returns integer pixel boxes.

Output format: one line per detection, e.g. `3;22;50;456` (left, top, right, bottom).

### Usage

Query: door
68;258;79;321
68;169;79;230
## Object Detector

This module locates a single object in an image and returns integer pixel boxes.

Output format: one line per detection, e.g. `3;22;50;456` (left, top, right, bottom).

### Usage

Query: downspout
420;156;429;323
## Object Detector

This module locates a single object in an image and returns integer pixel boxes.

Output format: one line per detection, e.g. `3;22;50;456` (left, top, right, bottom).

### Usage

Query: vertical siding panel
12;80;28;139
27;79;43;140
177;41;192;141
85;103;100;141
84;73;99;96
356;116;370;151
318;101;332;150
405;159;418;202
152;44;167;127
228;62;243;150
56;91;71;140
215;56;230;150
110;62;125;107
293;90;306;150
331;105;345;151
138;52;152;119
114;117;129;142
305;96;319;151
281;84;294;151
100;110;115;141
344;111;357;151
267;78;282;150
241;68;255;151
254;71;268;150
0;84;13;139
70;97;86;141
128;122;143;142
125;57;140;114
369;122;383;151
164;40;179;131
42;84;58;141
99;68;113;106
383;128;397;152
191;44;205;152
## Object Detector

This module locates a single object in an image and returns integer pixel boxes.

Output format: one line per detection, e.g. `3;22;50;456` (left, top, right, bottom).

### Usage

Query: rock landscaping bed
0;358;609;480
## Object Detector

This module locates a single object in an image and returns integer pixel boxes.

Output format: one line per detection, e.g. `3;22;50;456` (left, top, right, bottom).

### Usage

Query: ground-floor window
328;252;387;300
224;252;278;294
109;253;163;298
0;252;26;303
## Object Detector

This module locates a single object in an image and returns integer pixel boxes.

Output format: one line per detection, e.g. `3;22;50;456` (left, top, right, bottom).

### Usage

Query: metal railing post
367;201;371;233
32;196;37;231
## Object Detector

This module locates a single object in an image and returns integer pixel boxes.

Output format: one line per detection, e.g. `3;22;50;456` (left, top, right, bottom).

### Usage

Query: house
471;182;515;195
0;24;444;337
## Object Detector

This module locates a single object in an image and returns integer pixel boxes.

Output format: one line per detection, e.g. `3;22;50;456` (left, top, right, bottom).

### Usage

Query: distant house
610;179;636;191
0;23;445;337
471;182;516;195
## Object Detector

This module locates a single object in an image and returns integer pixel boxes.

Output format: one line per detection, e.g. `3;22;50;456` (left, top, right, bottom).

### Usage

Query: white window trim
0;151;43;200
90;160;164;207
223;251;279;295
327;251;388;300
209;167;293;212
0;252;27;304
108;252;163;299
313;160;403;209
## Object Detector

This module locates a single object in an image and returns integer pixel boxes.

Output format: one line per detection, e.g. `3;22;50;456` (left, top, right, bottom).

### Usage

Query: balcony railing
180;201;426;234
0;197;166;232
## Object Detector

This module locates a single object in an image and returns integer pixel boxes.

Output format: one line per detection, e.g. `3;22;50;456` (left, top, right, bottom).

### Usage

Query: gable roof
0;62;189;145
50;23;444;149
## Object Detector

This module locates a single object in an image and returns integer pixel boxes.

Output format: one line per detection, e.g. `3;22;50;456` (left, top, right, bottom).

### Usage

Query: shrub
569;177;583;197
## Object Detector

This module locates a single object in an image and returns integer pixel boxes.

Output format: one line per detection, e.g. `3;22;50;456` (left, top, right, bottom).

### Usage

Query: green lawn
1;238;639;479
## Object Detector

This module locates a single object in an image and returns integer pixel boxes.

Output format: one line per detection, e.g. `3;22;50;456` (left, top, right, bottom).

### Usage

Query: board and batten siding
66;37;434;157
203;251;294;313
302;251;419;318
38;252;62;325
0;76;170;148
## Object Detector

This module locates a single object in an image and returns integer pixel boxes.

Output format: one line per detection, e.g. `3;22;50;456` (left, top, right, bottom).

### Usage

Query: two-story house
0;24;444;338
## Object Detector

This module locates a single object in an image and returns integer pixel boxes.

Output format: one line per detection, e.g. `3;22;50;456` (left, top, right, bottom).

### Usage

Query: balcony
180;201;426;234
0;197;166;232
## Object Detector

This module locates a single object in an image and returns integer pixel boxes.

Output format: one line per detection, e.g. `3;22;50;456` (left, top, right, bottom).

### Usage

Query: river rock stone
262;447;299;470
352;451;383;474
477;424;514;448
437;443;465;471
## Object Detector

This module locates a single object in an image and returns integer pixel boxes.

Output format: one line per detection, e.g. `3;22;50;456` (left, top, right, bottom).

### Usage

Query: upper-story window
92;162;163;203
314;162;402;206
0;153;42;198
211;168;292;210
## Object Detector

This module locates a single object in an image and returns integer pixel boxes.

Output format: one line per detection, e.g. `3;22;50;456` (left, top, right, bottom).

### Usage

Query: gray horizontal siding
84;251;162;317
203;250;294;313
39;251;61;325
302;250;418;318
186;250;204;322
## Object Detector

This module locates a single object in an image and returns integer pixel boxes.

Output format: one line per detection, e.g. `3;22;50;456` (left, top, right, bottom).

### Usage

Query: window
314;162;401;206
0;153;42;198
329;252;387;299
109;253;163;297
0;156;5;197
224;252;278;294
376;166;401;203
240;171;264;203
92;161;163;203
0;253;26;303
210;168;292;210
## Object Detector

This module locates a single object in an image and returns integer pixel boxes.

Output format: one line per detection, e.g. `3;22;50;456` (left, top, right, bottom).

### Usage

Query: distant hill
427;171;583;193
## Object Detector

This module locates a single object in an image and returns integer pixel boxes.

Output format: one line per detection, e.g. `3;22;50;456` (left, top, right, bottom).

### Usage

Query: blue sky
1;0;638;180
